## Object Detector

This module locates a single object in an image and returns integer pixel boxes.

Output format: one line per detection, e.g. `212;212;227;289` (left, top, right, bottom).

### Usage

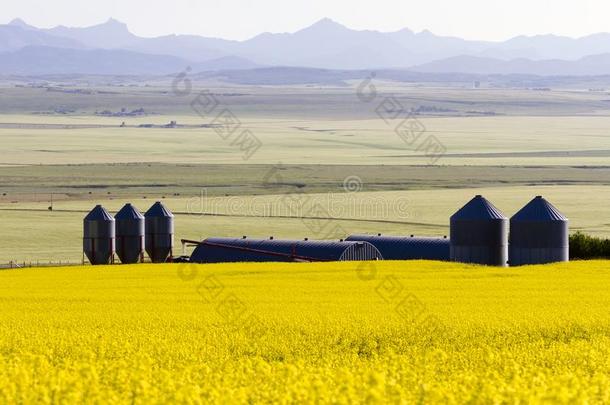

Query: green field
1;114;610;166
0;84;609;264
2;185;609;263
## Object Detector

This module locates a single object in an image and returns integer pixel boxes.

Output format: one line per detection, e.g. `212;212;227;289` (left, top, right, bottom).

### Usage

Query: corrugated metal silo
450;195;508;266
144;202;174;263
346;234;450;261
189;237;383;263
115;203;145;264
83;205;115;265
509;196;569;266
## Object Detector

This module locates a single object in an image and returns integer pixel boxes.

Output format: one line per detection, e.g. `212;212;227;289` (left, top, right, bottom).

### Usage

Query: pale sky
2;0;608;41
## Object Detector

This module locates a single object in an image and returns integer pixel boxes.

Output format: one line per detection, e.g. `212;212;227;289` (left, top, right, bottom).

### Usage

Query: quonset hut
450;195;508;266
144;202;174;263
115;203;145;264
189;237;383;263
346;234;450;261
83;205;115;265
509;196;569;266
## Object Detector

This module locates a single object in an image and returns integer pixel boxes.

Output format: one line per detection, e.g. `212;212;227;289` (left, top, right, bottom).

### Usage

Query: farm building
189;237;383;263
83;205;115;265
115;203;145;264
346;234;450;261
144;202;174;263
450;195;509;266
509;196;569;266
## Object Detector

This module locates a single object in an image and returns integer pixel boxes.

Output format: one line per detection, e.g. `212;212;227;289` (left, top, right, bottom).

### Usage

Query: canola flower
0;260;609;403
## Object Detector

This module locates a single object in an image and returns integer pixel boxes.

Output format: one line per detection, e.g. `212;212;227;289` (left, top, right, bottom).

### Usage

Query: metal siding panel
116;235;144;264
146;233;174;263
450;219;508;246
450;221;508;266
190;238;382;263
346;235;449;261
510;221;568;248
451;245;508;267
84;237;115;265
509;247;569;266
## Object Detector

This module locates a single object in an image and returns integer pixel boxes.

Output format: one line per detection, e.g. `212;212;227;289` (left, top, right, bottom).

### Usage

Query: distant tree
570;232;610;259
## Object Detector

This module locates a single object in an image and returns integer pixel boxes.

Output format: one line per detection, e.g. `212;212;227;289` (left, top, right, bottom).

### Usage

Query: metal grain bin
144;202;174;263
346;234;450;261
450;195;508;266
509;196;569;266
83;205;115;265
115;203;145;264
189;237;383;263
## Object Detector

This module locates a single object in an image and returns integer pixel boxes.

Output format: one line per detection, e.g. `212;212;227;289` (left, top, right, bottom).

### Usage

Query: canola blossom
0;260;609;403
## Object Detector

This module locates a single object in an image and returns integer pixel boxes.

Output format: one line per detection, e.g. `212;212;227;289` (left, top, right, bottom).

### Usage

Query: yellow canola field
0;260;609;403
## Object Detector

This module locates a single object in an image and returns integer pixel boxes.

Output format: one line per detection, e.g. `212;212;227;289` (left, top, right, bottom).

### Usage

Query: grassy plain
1;114;610;166
1;185;609;263
1;84;610;166
1;84;609;263
0;260;609;403
1;163;608;197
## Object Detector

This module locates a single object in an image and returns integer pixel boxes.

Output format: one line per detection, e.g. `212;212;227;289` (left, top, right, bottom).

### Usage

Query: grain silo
450;195;508;266
509;196;569;266
144;202;174;263
83;205;115;265
346;234;450;261
115;203;145;264
189;237;383;263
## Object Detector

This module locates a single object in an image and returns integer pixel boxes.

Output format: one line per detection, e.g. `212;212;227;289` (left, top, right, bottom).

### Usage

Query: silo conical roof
450;195;506;220
511;196;567;221
85;205;114;221
115;203;144;220
145;202;174;218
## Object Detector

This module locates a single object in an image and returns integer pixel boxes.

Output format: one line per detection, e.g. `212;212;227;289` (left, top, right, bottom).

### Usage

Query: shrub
570;232;610;259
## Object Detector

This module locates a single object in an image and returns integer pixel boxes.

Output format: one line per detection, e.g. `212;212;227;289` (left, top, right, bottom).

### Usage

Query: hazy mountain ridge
0;24;86;53
45;18;139;49
411;54;610;76
3;17;610;75
0;46;189;75
0;46;260;75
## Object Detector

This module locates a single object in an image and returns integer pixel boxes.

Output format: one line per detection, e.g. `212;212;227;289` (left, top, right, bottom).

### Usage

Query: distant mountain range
412;54;610;76
3;18;610;76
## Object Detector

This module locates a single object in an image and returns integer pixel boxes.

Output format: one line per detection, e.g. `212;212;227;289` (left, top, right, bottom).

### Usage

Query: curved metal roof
190;237;383;263
511;196;567;222
346;234;450;261
115;203;144;220
84;205;114;221
451;195;506;220
145;201;174;218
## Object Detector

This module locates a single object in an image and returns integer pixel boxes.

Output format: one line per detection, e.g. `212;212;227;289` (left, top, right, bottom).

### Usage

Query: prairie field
1;84;609;263
2;184;610;263
1;114;610;166
0;260;609;403
1;84;610;167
